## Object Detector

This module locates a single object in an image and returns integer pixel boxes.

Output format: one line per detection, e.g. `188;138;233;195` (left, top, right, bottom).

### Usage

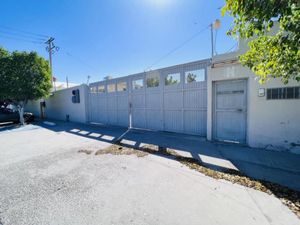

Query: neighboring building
26;84;89;124
26;33;300;153
207;39;300;151
53;81;78;91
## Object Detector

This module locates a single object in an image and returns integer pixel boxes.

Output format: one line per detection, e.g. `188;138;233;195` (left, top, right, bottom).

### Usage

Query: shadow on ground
22;120;300;192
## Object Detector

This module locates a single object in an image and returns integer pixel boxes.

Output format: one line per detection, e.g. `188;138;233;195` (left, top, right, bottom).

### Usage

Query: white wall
26;84;89;124
207;53;300;151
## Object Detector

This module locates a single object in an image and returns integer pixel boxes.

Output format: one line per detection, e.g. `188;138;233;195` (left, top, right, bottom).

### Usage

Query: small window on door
90;86;97;93
146;75;160;88
165;73;180;86
117;82;127;92
98;85;105;93
107;84;116;93
132;79;144;90
185;69;205;83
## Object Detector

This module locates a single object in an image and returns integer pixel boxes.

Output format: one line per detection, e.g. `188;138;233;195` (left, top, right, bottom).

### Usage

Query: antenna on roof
87;75;91;85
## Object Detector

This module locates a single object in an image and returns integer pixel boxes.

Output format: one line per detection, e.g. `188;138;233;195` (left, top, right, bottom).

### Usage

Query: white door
213;79;247;143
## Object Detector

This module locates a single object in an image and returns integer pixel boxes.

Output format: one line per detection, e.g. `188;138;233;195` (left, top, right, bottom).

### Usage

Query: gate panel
213;79;247;143
88;59;210;136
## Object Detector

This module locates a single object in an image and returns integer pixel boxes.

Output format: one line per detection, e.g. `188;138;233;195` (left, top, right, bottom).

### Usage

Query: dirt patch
78;149;93;155
95;145;148;158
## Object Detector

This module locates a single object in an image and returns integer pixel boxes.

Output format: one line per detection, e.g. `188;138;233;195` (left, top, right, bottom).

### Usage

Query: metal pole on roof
210;23;214;59
210;19;221;59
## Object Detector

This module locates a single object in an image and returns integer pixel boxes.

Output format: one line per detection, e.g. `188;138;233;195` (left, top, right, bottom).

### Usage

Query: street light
210;19;221;58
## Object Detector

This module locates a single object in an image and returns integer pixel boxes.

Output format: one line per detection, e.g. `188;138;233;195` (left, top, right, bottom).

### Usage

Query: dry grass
95;145;148;158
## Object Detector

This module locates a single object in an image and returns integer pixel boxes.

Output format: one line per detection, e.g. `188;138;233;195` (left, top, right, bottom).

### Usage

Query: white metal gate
88;59;210;136
213;79;247;143
88;78;129;127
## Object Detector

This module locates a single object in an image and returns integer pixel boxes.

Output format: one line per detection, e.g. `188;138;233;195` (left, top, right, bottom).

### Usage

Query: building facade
207;40;300;151
26;39;300;153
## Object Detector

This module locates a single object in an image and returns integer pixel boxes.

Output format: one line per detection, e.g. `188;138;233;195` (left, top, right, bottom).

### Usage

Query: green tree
186;73;197;83
146;77;159;87
222;0;300;84
165;75;179;85
0;47;52;125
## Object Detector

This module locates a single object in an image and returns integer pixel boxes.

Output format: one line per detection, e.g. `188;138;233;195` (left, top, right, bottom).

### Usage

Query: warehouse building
26;37;300;153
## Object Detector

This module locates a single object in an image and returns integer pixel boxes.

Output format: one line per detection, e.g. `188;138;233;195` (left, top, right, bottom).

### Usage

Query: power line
145;25;210;71
225;42;238;53
0;34;44;44
64;50;100;74
0;29;47;42
0;25;49;38
0;25;49;45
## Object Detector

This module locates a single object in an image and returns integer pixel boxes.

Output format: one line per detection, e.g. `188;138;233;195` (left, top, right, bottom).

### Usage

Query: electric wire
0;25;49;38
0;29;46;42
145;25;210;71
0;34;44;44
0;25;49;44
64;50;100;74
225;42;238;53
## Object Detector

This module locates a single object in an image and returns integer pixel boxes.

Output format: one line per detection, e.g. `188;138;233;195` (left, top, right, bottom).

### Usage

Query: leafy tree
165;75;179;85
146;77;159;87
0;47;52;124
222;0;300;84
186;73;197;83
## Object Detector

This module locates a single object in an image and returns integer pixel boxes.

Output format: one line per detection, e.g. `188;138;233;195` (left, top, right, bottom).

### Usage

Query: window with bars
267;87;300;100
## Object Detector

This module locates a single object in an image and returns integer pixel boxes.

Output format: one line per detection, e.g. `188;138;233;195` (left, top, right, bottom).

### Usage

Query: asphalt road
0;123;299;225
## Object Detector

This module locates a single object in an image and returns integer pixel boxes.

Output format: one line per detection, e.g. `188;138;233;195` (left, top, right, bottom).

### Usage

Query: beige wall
207;53;300;151
26;84;89;124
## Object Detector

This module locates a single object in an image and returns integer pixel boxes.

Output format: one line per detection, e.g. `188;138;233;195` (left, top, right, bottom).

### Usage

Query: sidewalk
38;120;300;191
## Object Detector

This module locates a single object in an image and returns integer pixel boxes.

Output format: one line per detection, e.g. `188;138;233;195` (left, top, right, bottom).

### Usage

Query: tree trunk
17;100;27;126
17;105;25;125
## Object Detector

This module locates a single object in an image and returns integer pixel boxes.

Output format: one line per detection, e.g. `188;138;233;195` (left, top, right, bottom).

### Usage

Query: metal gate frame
212;79;248;144
88;59;211;136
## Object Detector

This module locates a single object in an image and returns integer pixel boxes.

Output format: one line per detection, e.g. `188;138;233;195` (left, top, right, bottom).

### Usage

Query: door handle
237;109;243;112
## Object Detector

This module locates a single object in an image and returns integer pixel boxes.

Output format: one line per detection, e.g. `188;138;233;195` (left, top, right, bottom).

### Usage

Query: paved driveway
0;122;299;225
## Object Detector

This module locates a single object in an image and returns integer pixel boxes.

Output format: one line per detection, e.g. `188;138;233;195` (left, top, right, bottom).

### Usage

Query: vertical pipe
210;23;214;59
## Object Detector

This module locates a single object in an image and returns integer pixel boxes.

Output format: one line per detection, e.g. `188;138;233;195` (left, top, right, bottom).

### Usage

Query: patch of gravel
86;142;300;218
94;145;148;158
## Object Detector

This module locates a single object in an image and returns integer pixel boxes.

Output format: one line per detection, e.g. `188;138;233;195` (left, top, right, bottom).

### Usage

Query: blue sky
0;0;236;84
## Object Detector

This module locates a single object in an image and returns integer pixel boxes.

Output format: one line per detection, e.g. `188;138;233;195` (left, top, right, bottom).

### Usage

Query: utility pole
66;76;69;88
45;37;59;87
